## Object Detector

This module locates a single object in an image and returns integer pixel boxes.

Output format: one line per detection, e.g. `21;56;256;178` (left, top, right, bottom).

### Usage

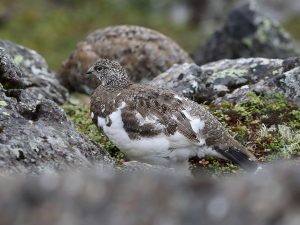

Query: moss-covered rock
151;57;300;105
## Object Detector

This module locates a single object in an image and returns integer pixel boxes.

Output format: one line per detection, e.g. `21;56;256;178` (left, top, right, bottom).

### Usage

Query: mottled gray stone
0;83;113;174
0;40;68;104
217;63;300;106
0;42;113;175
151;57;300;104
0;163;299;225
191;2;298;65
151;63;206;102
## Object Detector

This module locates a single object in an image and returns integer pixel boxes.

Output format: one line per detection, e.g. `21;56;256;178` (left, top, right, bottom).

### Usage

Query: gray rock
0;84;113;174
0;40;68;104
217;61;300;106
151;63;207;102
58;25;193;94
0;42;113;175
191;2;298;65
152;57;300;104
118;161;178;175
0;163;299;225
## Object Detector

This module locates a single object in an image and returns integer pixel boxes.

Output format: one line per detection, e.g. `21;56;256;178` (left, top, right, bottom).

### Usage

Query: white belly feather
93;102;221;165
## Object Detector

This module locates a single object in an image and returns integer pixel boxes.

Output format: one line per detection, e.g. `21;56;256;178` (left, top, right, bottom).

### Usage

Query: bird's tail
215;146;258;172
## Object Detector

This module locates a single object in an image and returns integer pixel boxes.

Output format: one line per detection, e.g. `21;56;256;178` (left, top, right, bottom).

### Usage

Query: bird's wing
116;86;202;143
109;85;258;171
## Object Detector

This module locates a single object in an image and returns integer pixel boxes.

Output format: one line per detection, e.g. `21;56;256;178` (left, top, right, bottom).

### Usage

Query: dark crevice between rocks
4;89;22;102
30;104;43;121
0;78;23;90
177;73;184;80
227;81;250;93
3;89;42;121
16;150;26;161
18;103;42;121
282;57;300;72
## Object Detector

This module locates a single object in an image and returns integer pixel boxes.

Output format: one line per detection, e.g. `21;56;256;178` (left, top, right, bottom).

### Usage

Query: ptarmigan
88;59;258;171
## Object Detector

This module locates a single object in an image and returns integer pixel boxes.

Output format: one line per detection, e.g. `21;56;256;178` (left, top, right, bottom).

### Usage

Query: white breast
92;103;184;164
92;102;218;166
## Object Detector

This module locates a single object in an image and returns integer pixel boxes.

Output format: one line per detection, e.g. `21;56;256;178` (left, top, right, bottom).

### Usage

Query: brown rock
57;25;193;94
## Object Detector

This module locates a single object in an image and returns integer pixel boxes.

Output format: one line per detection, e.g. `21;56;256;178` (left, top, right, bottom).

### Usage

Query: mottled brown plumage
88;59;258;171
58;25;193;94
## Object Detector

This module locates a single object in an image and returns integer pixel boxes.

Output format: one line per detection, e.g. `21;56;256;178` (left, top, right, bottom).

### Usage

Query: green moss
193;92;300;175
284;15;300;42
62;103;127;162
211;92;300;161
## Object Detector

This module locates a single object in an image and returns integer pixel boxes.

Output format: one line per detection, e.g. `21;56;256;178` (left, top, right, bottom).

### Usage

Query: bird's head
86;59;130;89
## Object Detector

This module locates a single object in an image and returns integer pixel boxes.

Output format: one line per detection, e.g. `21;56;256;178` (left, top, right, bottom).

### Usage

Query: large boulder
0;41;113;175
217;60;300;105
0;40;68;104
151;57;300;105
0;163;299;225
191;2;298;65
58;25;193;94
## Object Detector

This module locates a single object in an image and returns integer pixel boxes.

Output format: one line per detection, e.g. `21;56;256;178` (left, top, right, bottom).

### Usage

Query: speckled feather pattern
89;59;258;170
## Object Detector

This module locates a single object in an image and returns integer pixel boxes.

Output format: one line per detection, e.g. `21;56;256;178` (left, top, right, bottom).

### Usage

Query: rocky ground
0;1;299;224
0;163;299;225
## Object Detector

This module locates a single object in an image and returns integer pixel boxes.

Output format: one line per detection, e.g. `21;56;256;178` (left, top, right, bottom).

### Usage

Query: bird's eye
95;66;103;72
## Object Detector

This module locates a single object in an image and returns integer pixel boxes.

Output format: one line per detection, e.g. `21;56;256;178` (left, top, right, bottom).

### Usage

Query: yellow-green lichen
260;125;300;160
13;55;23;65
255;18;273;44
214;68;249;79
0;100;7;107
242;17;293;50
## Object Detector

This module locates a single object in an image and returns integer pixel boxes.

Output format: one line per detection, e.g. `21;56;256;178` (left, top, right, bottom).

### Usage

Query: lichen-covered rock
0;40;68;104
151;63;207;102
0;43;113;175
151;57;300;104
0;84;113;174
191;2;298;65
58;25;193;94
0;163;299;225
217;62;300;106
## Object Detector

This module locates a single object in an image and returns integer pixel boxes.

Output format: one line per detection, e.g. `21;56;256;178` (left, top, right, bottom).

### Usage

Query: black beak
86;67;94;75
